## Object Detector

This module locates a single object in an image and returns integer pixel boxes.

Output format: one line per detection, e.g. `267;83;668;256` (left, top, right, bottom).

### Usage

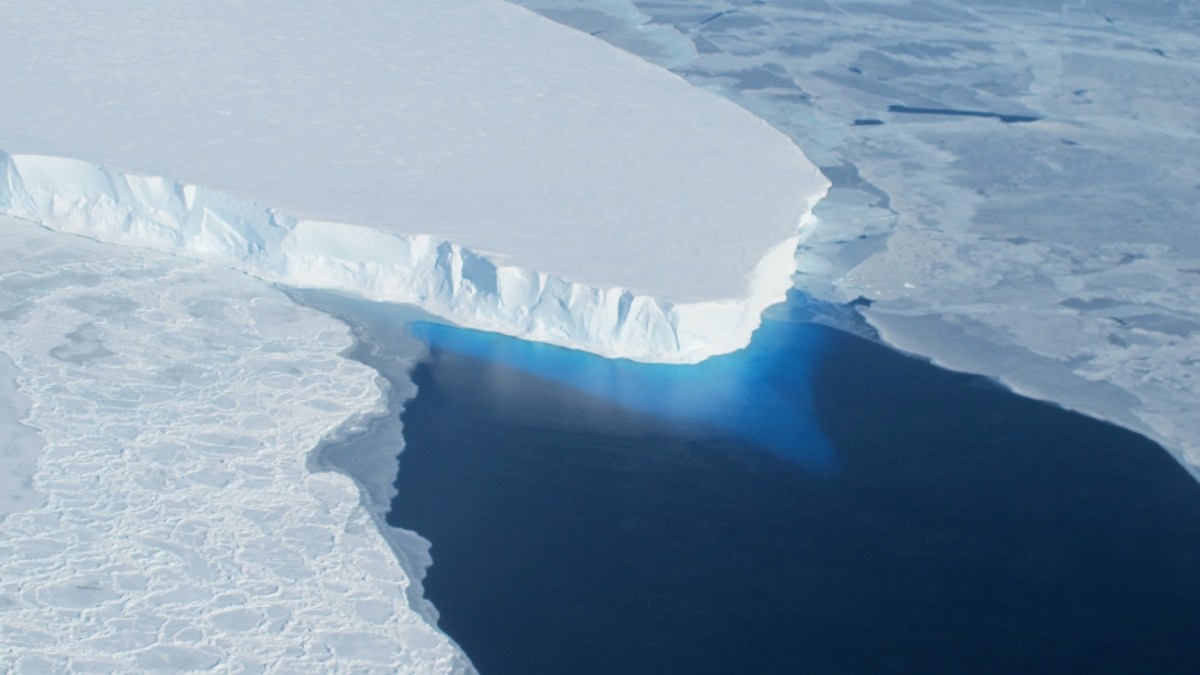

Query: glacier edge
0;151;826;364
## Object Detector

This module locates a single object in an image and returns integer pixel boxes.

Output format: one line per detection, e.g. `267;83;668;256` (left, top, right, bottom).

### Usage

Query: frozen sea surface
515;0;1200;472
0;217;469;673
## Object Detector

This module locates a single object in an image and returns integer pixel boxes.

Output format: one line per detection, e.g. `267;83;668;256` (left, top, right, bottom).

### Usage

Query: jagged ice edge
0;151;825;364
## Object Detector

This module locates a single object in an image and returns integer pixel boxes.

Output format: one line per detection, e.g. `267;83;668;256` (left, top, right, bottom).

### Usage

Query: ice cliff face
0;152;823;364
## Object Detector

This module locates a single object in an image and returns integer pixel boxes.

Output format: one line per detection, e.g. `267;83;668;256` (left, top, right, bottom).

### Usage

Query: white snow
0;0;828;364
0;217;471;673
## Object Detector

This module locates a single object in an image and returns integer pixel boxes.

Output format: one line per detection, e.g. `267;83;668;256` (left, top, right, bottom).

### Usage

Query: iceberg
0;0;828;364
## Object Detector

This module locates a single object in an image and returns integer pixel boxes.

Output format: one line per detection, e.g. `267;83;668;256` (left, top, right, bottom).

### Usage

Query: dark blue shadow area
390;300;1200;675
888;104;1041;123
408;300;835;471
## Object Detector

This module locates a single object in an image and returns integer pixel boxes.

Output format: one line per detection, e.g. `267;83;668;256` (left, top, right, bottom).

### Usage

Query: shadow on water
390;293;1200;675
887;104;1042;123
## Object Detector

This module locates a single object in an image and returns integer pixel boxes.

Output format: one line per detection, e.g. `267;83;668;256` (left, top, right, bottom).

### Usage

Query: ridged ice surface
0;217;470;673
0;0;828;363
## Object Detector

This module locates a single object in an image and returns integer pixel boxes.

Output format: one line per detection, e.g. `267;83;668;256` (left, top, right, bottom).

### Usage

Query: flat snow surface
0;0;824;307
521;0;1200;476
0;217;470;673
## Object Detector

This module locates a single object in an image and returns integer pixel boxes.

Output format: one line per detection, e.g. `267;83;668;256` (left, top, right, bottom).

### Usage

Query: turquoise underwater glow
408;291;837;471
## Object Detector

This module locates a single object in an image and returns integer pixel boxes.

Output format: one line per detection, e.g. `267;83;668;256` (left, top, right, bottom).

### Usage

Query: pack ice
0;216;472;672
0;0;827;364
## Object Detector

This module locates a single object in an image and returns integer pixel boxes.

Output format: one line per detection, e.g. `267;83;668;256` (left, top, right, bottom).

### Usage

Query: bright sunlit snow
0;0;827;363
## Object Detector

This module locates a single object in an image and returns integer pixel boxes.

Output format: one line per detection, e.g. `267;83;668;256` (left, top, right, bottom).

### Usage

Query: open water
387;294;1200;674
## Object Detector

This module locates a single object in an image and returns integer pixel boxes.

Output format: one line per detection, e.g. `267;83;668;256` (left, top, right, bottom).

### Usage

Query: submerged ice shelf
0;0;827;364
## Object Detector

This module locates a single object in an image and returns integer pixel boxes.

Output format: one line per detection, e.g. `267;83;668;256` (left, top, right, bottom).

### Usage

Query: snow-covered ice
0;0;828;364
521;0;1200;477
0;217;470;673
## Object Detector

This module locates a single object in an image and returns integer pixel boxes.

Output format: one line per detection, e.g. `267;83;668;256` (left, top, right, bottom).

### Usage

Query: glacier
0;0;828;364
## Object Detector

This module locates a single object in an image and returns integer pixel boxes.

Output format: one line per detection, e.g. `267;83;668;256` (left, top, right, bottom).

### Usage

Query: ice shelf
0;0;828;363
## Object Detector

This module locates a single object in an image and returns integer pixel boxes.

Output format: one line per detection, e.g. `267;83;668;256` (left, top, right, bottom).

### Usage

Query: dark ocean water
387;295;1200;675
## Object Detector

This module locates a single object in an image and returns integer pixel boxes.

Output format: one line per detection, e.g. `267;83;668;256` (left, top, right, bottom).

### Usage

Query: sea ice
0;353;42;517
0;217;471;673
